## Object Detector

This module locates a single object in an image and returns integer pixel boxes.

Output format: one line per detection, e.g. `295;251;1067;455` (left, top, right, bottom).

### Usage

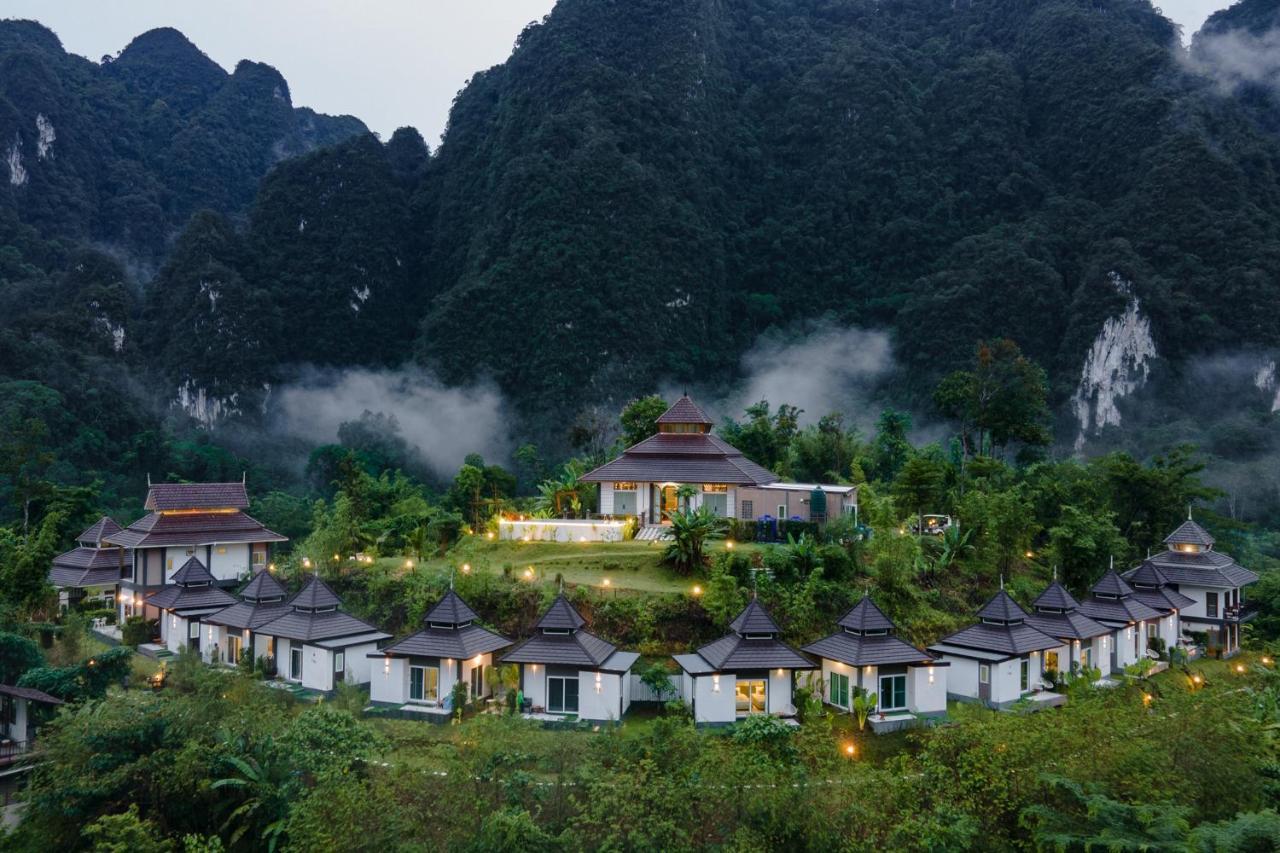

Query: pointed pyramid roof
1033;581;1080;612
1125;560;1169;588
1164;519;1214;548
290;574;342;611
426;589;479;626
1091;569;1134;598
77;516;122;546
729;598;781;635
836;596;895;633
977;589;1028;624
536;594;587;630
656;395;713;425
239;569;288;602
170;556;215;586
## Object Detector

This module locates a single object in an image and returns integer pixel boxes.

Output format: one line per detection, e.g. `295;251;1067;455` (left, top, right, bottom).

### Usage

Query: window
879;674;907;711
1082;645;1093;670
735;679;767;716
1020;658;1030;692
978;664;990;684
612;482;636;491
266;637;275;658
409;665;439;703
216;546;227;555
547;675;580;714
226;635;242;665
1045;651;1059;674
470;664;483;698
740;500;754;520
1206;592;1218;618
1147;622;1158;639
252;546;266;566
290;647;304;681
777;504;786;519
334;652;345;679
702;484;728;493
829;672;850;708
188;621;201;639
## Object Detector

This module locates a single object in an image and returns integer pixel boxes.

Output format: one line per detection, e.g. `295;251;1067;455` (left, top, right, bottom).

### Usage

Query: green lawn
367;535;770;595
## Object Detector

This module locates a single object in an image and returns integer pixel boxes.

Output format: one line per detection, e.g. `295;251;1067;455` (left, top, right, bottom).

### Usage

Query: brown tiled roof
0;684;63;705
836;596;896;633
656;395;713;425
426;590;479;626
581;432;778;486
379;624;511;660
729;599;780;635
77;517;122;546
49;544;128;589
145;482;249;511
803;632;935;667
105;511;286;548
1163;519;1214;548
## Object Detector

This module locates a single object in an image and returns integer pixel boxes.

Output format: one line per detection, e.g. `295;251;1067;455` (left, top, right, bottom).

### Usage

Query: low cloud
1184;26;1280;96
274;365;511;479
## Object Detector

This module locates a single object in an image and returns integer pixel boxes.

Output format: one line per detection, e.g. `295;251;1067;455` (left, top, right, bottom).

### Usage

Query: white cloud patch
1184;25;1280;96
275;365;511;478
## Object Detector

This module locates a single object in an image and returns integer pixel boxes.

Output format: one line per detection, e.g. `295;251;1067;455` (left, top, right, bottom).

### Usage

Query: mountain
5;1;1280;506
0;22;366;271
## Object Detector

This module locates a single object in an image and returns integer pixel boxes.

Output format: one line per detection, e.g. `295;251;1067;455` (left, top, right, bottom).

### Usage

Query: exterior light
844;743;856;757
462;563;471;574
405;559;414;569
1192;674;1203;685
1236;664;1246;673
1142;693;1153;706
523;568;533;580
383;656;390;674
928;666;935;684
487;532;495;540
1025;551;1034;559
776;668;785;676
595;672;602;694
302;558;312;569
1262;657;1273;665
692;585;702;596
268;563;276;572
602;578;611;587
712;674;720;693
726;541;734;550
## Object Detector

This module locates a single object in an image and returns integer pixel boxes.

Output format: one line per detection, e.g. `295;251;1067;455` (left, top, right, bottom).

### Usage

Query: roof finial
450;567;455;590
1052;565;1058;582
1188;504;1193;520
147;472;151;487
1109;554;1114;571
999;574;1005;591
559;575;565;594
242;471;247;485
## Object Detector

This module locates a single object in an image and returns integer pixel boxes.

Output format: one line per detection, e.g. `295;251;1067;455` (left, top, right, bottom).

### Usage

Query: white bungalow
928;589;1065;710
0;684;63;767
1123;519;1257;656
255;575;390;693
500;595;639;722
149;557;238;655
1122;560;1194;654
202;568;292;667
1023;579;1114;680
47;517;129;611
369;589;512;718
803;596;946;731
1076;569;1163;672
673;598;815;726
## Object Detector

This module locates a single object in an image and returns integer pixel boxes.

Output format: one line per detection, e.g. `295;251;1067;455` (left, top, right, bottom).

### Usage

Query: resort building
107;481;286;624
369;589;512;717
673;598;815;726
500;595;638;721
202;568;292;667
1023;579;1113;680
1122;560;1194;653
149;557;238;656
581;395;857;527
254;575;390;693
48;517;130;610
1076;570;1163;672
928;589;1064;710
0;684;62;767
1123;519;1257;656
803;596;946;730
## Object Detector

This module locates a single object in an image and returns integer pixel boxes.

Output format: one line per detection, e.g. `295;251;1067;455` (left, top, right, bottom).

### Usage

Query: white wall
499;519;626;542
989;657;1024;705
908;663;947;714
692;673;737;724
577;670;623;722
209;543;251;582
370;655;406;704
767;669;794;714
522;664;547;709
942;656;979;699
162;612;192;654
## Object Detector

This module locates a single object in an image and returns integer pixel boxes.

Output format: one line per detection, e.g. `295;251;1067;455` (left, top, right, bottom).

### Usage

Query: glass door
735;680;767;716
409;665;439;703
878;674;906;711
226;634;242;665
548;675;580;713
661;486;679;520
290;646;303;681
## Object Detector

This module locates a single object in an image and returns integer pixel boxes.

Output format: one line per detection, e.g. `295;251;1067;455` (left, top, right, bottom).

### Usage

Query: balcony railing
1223;602;1258;623
0;739;33;766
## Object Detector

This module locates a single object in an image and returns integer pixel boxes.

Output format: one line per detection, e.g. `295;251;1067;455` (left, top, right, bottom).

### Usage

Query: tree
82;805;174;853
662;507;723;575
702;557;747;628
870;410;913;482
720;401;801;474
637;660;676;702
893;455;946;533
619;395;668;448
934;340;1050;459
1048;505;1126;591
0;632;43;684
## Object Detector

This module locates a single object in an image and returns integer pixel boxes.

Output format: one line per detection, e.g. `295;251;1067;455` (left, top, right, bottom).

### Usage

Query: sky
0;0;1233;144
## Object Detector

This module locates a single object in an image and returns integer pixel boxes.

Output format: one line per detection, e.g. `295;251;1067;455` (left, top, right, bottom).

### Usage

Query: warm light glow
594;672;602;694
486;532;495;540
776;668;784;676
383;656;390;674
602;578;611;587
712;674;720;693
474;655;483;664
268;562;276;572
333;554;340;561
1025;551;1034;558
1142;693;1153;706
302;558;312;569
405;559;414;569
692;585;702;596
1263;657;1273;665
928;666;935;685
462;563;471;574
726;540;734;550
1192;675;1203;684
1236;664;1246;673
523;568;534;580
844;743;856;757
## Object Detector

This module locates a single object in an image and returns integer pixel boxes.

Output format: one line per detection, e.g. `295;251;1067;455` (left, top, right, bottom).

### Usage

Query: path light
405;559;414;569
1191;674;1203;687
1025;550;1034;559
844;743;856;758
725;540;734;551
1142;693;1153;707
302;557;312;569
487;532;495;540
462;563;471;575
1262;656;1273;665
523;567;534;580
602;578;611;587
1236;664;1246;673
692;585;702;596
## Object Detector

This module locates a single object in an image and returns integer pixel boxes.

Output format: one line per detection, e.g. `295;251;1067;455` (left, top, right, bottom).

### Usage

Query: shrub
120;616;155;647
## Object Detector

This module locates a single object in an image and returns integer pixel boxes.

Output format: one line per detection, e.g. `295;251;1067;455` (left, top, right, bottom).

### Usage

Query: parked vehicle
912;514;953;536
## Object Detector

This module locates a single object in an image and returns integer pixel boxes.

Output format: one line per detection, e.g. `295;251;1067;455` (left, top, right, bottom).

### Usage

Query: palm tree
212;738;295;852
663;506;724;575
